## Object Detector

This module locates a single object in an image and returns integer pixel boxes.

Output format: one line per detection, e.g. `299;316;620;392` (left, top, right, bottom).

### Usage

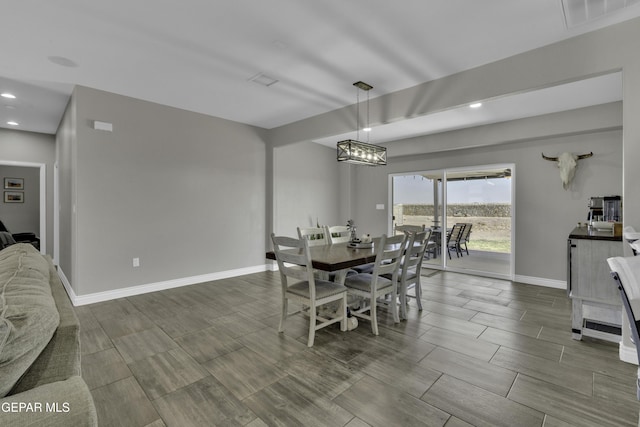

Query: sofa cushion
0;243;60;397
10;259;81;394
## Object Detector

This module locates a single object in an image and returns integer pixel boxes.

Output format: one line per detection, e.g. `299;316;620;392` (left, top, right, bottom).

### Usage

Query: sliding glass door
391;165;514;279
391;171;443;269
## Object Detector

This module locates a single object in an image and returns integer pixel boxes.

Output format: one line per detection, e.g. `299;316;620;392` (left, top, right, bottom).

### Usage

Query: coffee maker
588;195;621;224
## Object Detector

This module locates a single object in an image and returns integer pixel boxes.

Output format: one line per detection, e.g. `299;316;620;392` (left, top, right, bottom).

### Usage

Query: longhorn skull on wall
541;152;593;190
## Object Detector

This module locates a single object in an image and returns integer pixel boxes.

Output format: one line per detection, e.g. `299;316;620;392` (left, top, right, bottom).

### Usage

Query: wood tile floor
77;271;640;426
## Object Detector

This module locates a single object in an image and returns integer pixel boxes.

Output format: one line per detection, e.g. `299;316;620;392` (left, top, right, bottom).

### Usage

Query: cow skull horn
541;151;594;190
576;151;593;160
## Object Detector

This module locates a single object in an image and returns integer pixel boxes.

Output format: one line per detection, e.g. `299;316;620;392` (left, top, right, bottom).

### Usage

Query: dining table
266;240;380;284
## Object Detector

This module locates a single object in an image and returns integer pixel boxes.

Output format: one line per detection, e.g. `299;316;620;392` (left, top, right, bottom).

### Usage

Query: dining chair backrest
325;225;351;244
271;234;316;293
398;230;429;316
402;230;429;276
423;227;433;241
297;227;328;247
372;234;407;281
607;255;640;399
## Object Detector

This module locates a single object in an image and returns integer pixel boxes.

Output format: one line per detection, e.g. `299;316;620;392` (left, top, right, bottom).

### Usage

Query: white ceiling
0;1;637;139
313;72;623;147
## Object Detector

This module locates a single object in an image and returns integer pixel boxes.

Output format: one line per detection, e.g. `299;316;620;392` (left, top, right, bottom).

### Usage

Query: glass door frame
388;163;515;281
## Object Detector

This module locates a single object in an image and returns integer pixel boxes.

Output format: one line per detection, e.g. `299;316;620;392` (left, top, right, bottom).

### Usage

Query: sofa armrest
0;376;97;427
10;262;81;394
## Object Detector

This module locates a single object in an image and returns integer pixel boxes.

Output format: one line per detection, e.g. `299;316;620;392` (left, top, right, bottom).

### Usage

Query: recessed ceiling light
363;127;372;132
1;93;16;99
48;56;79;68
470;102;482;108
7;121;19;126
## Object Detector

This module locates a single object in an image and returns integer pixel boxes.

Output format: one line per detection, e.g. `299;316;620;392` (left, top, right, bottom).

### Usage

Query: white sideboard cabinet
568;226;623;341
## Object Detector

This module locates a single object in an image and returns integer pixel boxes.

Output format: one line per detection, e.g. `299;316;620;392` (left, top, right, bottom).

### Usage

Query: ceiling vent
561;0;640;28
248;73;279;87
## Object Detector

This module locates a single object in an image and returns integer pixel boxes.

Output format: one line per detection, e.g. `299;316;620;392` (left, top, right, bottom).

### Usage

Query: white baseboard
54;263;566;306
57;264;271;306
514;274;566;290
56;265;77;303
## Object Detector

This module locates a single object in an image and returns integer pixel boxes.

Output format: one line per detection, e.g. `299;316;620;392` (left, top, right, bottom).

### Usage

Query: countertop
568;225;622;241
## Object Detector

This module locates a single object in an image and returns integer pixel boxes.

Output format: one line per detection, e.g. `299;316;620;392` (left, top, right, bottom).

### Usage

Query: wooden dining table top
265;241;379;272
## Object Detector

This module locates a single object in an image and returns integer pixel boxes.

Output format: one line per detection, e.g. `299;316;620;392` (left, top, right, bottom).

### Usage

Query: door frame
0;160;46;254
388;163;515;280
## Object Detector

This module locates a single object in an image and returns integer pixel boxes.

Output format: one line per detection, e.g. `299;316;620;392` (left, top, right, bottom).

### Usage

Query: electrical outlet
133;257;140;267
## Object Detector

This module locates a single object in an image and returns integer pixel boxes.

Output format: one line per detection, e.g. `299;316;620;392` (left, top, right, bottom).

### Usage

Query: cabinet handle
567;240;575;295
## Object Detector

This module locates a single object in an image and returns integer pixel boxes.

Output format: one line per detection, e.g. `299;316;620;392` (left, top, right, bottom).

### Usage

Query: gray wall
58;86;267;296
273;141;343;237
268;17;640;257
0;129;55;254
0;165;40;234
351;125;622;281
56;94;76;285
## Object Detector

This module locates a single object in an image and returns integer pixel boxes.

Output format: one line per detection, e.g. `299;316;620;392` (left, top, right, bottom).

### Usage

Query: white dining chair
324;225;351;244
296;226;331;280
397;230;429;318
271;234;348;347
323;224;374;274
344;233;406;335
297;227;328;246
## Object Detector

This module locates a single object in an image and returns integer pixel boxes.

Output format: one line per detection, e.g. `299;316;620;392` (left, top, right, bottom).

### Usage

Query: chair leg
370;296;379;335
307;303;316;347
391;286;400;324
278;297;288;333
399;283;407;320
415;278;423;311
340;295;347;332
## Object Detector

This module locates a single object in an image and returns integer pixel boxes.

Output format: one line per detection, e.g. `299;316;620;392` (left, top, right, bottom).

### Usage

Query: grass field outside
397;215;511;253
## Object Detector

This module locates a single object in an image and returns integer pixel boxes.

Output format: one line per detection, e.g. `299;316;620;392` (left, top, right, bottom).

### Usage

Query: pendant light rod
337;80;386;166
353;81;372;140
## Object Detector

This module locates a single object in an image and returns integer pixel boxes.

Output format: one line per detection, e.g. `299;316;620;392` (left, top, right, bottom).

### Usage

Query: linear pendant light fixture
337;81;387;166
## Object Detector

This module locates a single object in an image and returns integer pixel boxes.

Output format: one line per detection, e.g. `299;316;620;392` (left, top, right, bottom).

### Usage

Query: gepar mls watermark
1;401;70;413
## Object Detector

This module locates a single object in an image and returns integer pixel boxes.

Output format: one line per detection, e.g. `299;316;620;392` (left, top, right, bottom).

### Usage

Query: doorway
390;164;514;279
0;161;46;254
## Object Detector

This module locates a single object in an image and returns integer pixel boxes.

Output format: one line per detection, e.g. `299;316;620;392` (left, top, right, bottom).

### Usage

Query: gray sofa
0;243;97;427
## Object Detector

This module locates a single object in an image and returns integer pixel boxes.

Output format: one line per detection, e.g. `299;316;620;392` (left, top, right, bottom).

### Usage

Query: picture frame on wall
4;192;24;203
4;177;24;190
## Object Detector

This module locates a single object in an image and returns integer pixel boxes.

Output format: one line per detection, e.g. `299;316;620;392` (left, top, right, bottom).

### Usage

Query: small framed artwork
4;192;24;203
4;178;24;190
